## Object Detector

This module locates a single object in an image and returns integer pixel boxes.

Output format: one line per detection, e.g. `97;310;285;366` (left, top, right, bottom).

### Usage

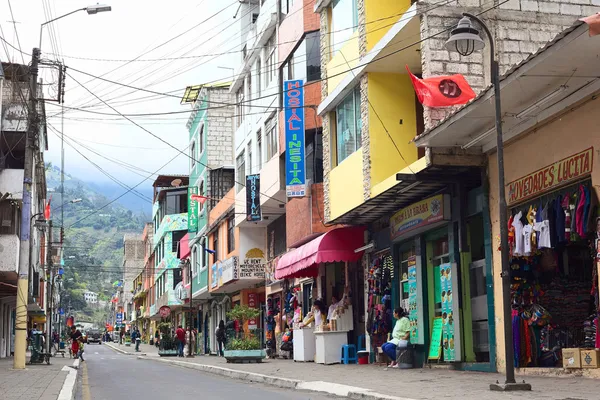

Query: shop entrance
426;231;450;321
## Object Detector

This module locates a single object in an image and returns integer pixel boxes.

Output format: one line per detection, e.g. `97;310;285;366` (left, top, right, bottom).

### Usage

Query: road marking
82;360;91;400
94;352;99;354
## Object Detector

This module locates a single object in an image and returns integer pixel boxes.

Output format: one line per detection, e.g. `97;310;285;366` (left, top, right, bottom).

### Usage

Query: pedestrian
70;326;82;359
175;325;185;357
134;328;141;352
154;330;160;348
77;337;85;362
216;320;226;357
119;329;124;345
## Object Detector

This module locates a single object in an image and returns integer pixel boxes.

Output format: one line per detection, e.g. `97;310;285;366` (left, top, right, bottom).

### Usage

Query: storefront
490;143;599;369
374;181;495;369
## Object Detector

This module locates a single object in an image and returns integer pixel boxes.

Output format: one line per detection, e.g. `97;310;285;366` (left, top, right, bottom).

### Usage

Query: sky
0;0;240;187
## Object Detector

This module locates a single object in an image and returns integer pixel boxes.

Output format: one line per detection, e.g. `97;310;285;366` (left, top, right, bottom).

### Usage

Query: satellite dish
171;178;182;187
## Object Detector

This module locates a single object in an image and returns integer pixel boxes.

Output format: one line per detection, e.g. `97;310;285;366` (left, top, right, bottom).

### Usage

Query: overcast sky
0;0;239;186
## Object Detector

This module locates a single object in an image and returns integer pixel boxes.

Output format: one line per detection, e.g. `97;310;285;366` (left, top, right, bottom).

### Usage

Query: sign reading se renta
390;194;448;240
507;147;593;205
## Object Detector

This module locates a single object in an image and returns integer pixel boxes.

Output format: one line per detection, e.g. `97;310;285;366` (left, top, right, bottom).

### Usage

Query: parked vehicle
87;329;102;344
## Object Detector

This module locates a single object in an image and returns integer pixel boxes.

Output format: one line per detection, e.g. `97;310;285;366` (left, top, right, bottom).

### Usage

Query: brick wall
206;87;235;168
419;1;597;129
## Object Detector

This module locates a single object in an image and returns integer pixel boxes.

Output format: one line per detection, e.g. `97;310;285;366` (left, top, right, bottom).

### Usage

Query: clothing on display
367;253;394;349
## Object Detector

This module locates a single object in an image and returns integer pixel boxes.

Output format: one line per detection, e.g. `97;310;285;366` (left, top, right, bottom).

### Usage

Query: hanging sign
116;313;123;324
220;256;239;285
246;174;262;221
428;317;443;360
390;194;449;240
284;80;306;197
158;306;171;318
188;186;199;232
507;147;593;205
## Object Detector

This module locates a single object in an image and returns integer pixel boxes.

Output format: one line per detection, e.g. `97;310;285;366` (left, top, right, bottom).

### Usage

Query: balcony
0;234;19;274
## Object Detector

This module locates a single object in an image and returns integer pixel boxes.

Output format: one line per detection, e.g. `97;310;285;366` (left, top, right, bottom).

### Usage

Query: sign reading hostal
188;186;198;232
390;194;450;240
284;79;306;197
246;174;262;221
239;248;266;279
507;147;593;206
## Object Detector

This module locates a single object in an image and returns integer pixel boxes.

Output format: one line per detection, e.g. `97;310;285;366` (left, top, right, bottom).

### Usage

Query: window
247;70;252;102
236;87;244;127
257;130;263;170
335;86;362;164
0;201;20;235
265;34;276;86
305;129;324;183
190;141;196;169
165;190;188;214
331;0;358;55
227;217;235;253
306;32;321;82
192;246;198;275
173;268;182;290
257;59;262;96
265;117;277;160
198;124;204;155
247;141;253;175
213;230;219;261
236;151;246;193
198;181;205;214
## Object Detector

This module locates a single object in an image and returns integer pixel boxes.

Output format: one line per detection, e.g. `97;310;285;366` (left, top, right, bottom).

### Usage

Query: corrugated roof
413;20;585;144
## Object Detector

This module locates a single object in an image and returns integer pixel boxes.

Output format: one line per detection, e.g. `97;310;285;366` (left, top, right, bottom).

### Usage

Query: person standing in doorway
175;325;186;357
216;320;226;357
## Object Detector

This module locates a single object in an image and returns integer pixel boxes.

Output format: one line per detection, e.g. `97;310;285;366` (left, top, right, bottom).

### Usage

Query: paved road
76;344;332;399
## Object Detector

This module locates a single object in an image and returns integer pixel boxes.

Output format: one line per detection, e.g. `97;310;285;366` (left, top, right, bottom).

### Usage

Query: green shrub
228;337;261;351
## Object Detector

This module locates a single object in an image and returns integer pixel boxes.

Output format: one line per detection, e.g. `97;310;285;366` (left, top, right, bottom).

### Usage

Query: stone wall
419;1;597;129
206;87;235;169
320;10;332;222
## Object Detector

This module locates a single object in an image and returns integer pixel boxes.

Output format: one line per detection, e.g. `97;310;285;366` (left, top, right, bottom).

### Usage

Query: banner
390;194;448;240
188;186;198;232
406;65;476;107
284;80;306;197
246;174;262;221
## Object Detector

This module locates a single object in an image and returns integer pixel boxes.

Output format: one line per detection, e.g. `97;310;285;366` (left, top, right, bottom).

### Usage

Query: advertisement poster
210;263;218;288
407;256;418;342
188;186;198;232
283;79;306;197
440;263;455;361
246;174;262;221
248;293;258;330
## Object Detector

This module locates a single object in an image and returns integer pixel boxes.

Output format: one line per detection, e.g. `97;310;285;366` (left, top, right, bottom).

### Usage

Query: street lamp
446;14;531;392
39;4;112;49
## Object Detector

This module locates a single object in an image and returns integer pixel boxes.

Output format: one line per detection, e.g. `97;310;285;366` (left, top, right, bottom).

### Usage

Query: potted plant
157;322;177;357
224;305;266;363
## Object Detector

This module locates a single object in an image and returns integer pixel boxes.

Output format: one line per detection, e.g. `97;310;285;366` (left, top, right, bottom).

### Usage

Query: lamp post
39;4;111;50
445;14;531;392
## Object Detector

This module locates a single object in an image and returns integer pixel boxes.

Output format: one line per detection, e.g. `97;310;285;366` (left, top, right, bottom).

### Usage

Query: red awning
275;226;366;280
179;233;191;260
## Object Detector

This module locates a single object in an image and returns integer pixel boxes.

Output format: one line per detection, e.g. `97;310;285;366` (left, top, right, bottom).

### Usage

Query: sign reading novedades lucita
507;147;593;206
390;194;448;240
284;80;306;197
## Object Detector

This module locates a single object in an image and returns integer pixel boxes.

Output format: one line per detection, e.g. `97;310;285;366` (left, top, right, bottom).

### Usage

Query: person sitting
381;307;410;368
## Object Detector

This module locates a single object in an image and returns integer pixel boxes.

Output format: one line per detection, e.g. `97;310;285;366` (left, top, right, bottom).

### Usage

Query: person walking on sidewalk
134;328;141;352
175;325;185;357
77;337;85;362
216;320;226;357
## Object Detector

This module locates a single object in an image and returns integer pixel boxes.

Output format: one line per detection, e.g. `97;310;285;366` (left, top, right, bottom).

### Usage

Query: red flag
190;194;207;204
406;65;476;107
44;196;52;220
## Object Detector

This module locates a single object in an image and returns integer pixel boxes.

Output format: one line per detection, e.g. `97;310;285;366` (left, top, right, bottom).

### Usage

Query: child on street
77;337;85;361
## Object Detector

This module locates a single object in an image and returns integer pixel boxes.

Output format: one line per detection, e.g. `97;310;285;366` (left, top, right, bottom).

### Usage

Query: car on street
87;329;102;344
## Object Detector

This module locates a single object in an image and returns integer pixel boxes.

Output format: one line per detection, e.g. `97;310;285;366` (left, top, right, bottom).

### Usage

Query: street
75;344;332;400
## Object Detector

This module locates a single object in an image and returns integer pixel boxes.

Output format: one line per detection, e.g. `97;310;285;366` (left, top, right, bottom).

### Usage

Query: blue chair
341;344;357;364
357;335;366;351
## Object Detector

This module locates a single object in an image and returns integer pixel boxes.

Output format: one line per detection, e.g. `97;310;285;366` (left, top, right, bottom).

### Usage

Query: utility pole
13;47;40;370
188;259;193;357
46;220;53;356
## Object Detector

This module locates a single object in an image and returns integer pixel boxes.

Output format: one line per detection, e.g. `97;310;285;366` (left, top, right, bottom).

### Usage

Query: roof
413;20;594;150
0;62;28;82
152;175;189;188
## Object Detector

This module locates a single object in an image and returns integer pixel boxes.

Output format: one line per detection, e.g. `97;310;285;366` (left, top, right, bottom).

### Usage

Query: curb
57;360;80;400
104;343;146;356
137;356;416;400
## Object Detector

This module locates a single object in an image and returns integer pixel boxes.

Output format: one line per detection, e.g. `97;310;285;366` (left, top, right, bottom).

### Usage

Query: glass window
165;190;188;214
213;230;219;261
247;70;252;102
236;152;246;193
198;181;205;214
257;58;262;97
236;87;244;128
265;117;277;160
0;201;19;235
172;230;186;254
192;246;198;275
331;0;358;55
281;0;295;14
257;130;263;170
305;129;323;183
227;217;235;254
306;32;321;82
190;141;196;170
247;141;253;175
198;124;204;155
335;86;362;164
265;35;276;86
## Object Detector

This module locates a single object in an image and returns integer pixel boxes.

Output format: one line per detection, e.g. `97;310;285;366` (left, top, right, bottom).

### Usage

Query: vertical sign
407;256;418;343
248;293;258;330
188;186;198;232
246;174;262;221
440;263;455;361
284;80;306;197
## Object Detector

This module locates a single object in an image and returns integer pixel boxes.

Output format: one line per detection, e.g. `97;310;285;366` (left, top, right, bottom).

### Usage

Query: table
314;330;348;364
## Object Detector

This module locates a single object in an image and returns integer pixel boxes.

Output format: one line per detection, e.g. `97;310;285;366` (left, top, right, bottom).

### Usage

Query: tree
226;305;262;351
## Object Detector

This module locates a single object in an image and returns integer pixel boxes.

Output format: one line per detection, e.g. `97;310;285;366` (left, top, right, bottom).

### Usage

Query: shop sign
188;186;198;233
246;174;262;221
210;262;219;288
248;293;258;330
239;248;266;279
390;194;448;240
440;263;455;362
507;147;593;205
220;256;239;285
284;80;306;197
116;313;123;324
158;306;171;318
407;256;418;343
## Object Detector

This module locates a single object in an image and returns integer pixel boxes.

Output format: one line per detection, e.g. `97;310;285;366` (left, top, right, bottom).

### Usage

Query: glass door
430;235;450;318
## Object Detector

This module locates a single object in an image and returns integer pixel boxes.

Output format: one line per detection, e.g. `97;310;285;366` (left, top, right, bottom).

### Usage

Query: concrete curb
104;343;146;356
57;360;80;400
137;355;416;400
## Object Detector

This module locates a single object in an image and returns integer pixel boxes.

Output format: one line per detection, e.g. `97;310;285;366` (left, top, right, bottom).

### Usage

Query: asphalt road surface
75;343;332;400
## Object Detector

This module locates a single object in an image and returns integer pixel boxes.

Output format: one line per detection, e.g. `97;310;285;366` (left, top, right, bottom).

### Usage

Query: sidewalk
0;354;79;400
104;342;600;400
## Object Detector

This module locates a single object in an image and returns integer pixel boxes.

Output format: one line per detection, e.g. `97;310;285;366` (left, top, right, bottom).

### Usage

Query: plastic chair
357;335;366;351
341;344;357;364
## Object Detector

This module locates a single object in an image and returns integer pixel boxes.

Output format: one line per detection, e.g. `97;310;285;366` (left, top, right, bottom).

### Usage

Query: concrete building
0;61;48;358
121;233;145;327
83;291;98;305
